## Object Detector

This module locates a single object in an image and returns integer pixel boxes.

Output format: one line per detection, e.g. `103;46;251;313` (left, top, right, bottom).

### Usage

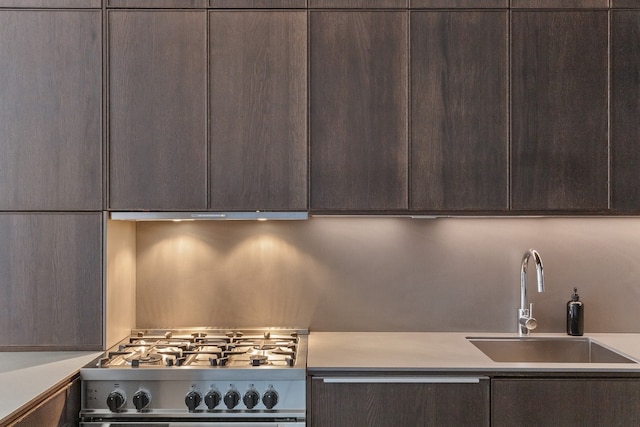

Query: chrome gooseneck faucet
518;249;545;336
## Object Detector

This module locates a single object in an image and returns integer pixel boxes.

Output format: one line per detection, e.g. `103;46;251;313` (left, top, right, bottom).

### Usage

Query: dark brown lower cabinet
9;377;80;427
310;376;490;427
492;378;640;427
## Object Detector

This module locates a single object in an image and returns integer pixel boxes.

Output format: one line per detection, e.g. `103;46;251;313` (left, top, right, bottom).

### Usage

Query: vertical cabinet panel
310;11;408;211
0;213;103;349
411;11;508;211
310;377;490;427
209;11;307;211
511;11;608;211
612;11;640;211
109;11;208;210
0;10;102;211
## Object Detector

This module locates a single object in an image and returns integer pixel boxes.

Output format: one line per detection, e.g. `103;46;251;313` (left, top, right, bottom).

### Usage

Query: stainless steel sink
467;337;637;364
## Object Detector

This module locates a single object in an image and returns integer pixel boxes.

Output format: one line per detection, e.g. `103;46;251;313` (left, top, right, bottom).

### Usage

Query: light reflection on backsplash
136;221;327;328
132;217;640;333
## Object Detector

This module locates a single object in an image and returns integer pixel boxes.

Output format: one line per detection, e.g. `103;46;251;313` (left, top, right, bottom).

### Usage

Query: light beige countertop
307;332;640;373
0;351;101;423
4;333;640;423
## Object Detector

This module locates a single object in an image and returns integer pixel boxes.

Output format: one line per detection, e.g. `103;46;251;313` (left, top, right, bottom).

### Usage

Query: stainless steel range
80;328;307;426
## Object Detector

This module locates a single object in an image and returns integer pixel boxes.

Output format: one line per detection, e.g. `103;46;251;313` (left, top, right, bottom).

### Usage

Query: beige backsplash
121;217;640;334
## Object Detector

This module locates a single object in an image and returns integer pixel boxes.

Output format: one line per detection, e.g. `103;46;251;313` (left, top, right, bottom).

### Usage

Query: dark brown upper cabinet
209;11;307;211
108;0;207;6
310;11;408;212
309;0;407;7
511;10;608;212
210;0;305;7
410;0;507;7
108;10;208;211
613;0;640;7
511;0;608;7
0;0;100;7
612;10;640;212
0;213;103;350
410;11;508;212
0;10;102;211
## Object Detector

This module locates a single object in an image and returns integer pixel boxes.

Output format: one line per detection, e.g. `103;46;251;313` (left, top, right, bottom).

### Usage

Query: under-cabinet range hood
110;211;308;221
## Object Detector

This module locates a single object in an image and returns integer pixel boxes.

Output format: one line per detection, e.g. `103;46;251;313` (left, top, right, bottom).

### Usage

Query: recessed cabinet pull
321;377;487;384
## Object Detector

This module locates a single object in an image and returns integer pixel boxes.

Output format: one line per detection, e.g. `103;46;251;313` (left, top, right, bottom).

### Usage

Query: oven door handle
82;423;305;427
321;376;488;384
171;424;304;427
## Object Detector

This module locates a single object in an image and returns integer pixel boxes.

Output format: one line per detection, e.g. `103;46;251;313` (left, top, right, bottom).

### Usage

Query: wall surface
106;219;136;347
134;218;640;333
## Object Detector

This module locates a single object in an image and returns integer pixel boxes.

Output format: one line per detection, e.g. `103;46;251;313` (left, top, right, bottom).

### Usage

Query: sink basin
467;337;637;364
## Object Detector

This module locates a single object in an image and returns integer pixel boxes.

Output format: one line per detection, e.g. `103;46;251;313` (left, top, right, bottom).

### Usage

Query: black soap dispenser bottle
567;287;584;336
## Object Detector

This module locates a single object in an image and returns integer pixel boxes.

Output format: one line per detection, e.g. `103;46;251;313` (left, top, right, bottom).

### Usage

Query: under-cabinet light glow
109;212;308;221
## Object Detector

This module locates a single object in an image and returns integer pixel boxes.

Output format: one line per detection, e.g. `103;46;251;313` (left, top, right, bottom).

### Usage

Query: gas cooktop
98;328;304;369
80;328;308;424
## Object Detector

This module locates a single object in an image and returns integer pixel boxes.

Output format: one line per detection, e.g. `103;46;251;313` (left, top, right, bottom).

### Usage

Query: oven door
81;423;305;427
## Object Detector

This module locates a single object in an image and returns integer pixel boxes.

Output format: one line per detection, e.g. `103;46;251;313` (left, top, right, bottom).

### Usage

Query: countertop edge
2;371;78;425
0;351;102;424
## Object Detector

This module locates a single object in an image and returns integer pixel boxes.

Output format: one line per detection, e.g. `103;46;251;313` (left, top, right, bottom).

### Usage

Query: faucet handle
524;316;537;331
518;303;538;335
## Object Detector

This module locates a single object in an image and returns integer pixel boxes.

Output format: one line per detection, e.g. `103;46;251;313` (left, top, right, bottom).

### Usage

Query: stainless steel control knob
132;389;151;412
262;389;279;410
243;389;260;409
204;389;221;410
185;390;202;412
106;389;126;412
224;390;240;409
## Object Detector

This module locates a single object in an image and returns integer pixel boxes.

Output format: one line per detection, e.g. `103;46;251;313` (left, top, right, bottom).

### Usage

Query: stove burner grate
98;329;304;369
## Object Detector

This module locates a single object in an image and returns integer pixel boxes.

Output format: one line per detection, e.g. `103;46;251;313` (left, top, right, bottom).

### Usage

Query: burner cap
254;344;276;351
253;340;278;351
250;355;269;366
226;331;244;338
129;353;163;366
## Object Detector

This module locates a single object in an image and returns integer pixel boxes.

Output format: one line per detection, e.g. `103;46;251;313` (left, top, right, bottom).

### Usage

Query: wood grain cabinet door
411;11;508;212
109;10;207;211
492;378;640;426
310;11;408;212
209;11;307;211
612;10;640;212
511;10;608;212
310;376;490;427
0;213;103;349
0;10;102;211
